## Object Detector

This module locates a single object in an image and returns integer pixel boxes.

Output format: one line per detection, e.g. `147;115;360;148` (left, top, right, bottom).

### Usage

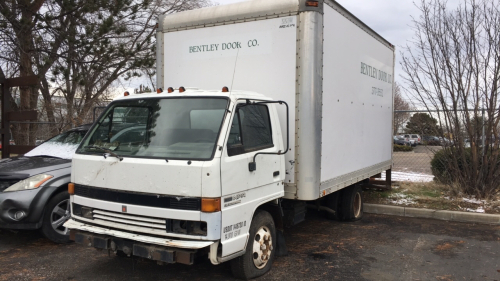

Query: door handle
273;171;280;177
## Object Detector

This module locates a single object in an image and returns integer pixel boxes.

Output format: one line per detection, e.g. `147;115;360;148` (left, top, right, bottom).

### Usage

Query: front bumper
66;219;216;265
0;189;43;229
64;219;215;249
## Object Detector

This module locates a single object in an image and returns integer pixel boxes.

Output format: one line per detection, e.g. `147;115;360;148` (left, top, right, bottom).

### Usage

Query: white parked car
402;134;420;146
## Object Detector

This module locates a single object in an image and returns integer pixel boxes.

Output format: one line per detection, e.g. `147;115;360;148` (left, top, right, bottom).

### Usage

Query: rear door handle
273;171;280;177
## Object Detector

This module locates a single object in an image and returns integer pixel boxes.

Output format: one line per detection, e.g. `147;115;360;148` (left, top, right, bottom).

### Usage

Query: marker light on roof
124;91;130;96
167;87;174;93
157;88;163;94
222;86;229;92
179;87;186;93
306;0;319;7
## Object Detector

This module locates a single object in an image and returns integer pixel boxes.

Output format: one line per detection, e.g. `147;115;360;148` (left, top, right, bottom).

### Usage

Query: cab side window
227;104;273;156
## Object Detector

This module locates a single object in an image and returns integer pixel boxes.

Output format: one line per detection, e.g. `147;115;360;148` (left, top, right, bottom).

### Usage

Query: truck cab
66;88;287;278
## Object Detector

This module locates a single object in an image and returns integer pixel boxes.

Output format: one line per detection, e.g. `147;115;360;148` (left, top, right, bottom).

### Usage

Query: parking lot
1;211;499;281
393;145;443;175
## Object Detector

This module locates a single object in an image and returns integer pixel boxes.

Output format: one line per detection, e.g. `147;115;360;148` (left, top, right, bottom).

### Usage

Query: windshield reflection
78;98;228;160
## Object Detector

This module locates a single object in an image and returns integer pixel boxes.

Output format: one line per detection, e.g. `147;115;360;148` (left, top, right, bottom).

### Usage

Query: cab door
220;100;284;198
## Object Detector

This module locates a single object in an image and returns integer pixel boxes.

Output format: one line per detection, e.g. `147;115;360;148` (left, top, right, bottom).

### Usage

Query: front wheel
41;191;71;244
231;210;276;280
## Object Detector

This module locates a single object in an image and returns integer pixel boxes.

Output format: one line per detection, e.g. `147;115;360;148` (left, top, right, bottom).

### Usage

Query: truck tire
40;191;71;244
231;210;276;280
338;185;363;221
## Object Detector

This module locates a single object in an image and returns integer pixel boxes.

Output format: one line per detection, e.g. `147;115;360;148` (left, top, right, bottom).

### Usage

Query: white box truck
64;0;394;279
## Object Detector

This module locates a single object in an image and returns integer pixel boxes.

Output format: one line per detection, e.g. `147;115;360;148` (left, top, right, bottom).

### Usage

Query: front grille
92;209;167;230
0;180;21;192
72;204;207;237
74;185;201;211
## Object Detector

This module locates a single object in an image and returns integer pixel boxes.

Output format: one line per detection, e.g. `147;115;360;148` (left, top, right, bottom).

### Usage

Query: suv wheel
41;191;71;243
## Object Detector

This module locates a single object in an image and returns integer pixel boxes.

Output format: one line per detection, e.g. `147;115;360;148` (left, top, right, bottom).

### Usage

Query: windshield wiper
84;145;123;161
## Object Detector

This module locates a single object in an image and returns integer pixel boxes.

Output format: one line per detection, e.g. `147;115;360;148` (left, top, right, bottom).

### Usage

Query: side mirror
249;161;256;172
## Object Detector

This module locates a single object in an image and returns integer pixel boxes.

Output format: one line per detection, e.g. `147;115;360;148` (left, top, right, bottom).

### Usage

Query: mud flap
275;230;288;257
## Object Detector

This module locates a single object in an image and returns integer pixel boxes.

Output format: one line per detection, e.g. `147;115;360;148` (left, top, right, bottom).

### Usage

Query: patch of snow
380;171;434;182
465;207;485;213
390;198;416;205
462;197;486;205
389;193;416;205
24;142;79;159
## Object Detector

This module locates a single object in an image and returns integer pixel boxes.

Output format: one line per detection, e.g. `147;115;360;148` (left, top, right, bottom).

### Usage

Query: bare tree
48;0;212;129
401;0;500;198
0;0;212;142
393;83;412;134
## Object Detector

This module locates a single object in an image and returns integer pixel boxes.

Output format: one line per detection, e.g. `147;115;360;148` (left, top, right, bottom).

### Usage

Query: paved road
1;212;499;281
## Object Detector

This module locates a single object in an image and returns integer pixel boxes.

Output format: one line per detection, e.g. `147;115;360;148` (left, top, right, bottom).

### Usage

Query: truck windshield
77;97;228;160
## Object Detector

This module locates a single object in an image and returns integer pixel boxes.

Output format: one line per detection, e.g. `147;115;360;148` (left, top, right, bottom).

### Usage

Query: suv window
411;134;418;138
227;104;273;156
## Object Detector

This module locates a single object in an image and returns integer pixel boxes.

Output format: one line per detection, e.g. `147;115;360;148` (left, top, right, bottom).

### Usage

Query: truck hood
72;154;204;197
0;156;71;179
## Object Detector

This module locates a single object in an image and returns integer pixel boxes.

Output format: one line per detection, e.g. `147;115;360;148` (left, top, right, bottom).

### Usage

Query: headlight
3;174;53;192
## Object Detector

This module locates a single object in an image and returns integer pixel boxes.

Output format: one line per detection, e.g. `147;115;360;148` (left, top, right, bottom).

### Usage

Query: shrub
431;148;471;184
393;144;413;152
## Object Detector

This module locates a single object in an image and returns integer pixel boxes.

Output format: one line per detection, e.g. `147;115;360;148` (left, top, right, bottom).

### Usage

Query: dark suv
0;124;90;243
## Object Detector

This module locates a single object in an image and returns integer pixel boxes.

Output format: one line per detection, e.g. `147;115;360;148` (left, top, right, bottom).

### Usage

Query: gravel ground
1;211;499;281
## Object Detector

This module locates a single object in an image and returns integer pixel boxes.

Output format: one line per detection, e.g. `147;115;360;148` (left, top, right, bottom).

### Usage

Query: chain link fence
8;122;73;144
389;108;497;187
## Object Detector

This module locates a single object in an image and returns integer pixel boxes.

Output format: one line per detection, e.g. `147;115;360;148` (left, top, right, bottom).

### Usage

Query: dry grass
363;181;500;214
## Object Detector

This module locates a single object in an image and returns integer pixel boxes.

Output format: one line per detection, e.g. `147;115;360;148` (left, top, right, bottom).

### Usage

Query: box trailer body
157;0;394;200
65;0;394;278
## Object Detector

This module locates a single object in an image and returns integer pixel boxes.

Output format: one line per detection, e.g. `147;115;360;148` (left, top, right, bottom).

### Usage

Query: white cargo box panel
158;4;300;185
157;0;394;201
320;2;394;196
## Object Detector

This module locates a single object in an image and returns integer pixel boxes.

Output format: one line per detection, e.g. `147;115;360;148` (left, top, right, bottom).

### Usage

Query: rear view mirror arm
248;100;289;171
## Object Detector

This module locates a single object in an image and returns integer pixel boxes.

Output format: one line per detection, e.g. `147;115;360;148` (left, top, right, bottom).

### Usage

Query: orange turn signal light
34;175;53;188
157;88;163;94
222;86;229;92
124;91;130;96
306;0;319;7
68;183;75;195
167;87;174;93
201;198;221;213
179;86;186;93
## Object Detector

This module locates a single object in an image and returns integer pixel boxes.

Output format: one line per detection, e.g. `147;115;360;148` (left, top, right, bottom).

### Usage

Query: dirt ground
1;212;499;281
364;181;500;215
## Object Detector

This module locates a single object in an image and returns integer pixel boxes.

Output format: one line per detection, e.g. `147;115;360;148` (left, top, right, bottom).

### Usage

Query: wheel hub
252;226;273;269
51;199;70;235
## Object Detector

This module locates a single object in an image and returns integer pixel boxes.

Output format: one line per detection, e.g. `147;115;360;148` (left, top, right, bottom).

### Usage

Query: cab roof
114;88;271;102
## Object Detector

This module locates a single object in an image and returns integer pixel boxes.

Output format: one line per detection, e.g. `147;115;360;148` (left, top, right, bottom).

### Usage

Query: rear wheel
231;210;276;280
338;185;363;221
41;191;71;244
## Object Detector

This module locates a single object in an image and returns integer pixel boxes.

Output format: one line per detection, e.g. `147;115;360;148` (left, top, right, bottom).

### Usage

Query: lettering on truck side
223;221;247;240
223;192;246;207
360;62;392;84
189;40;263;54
